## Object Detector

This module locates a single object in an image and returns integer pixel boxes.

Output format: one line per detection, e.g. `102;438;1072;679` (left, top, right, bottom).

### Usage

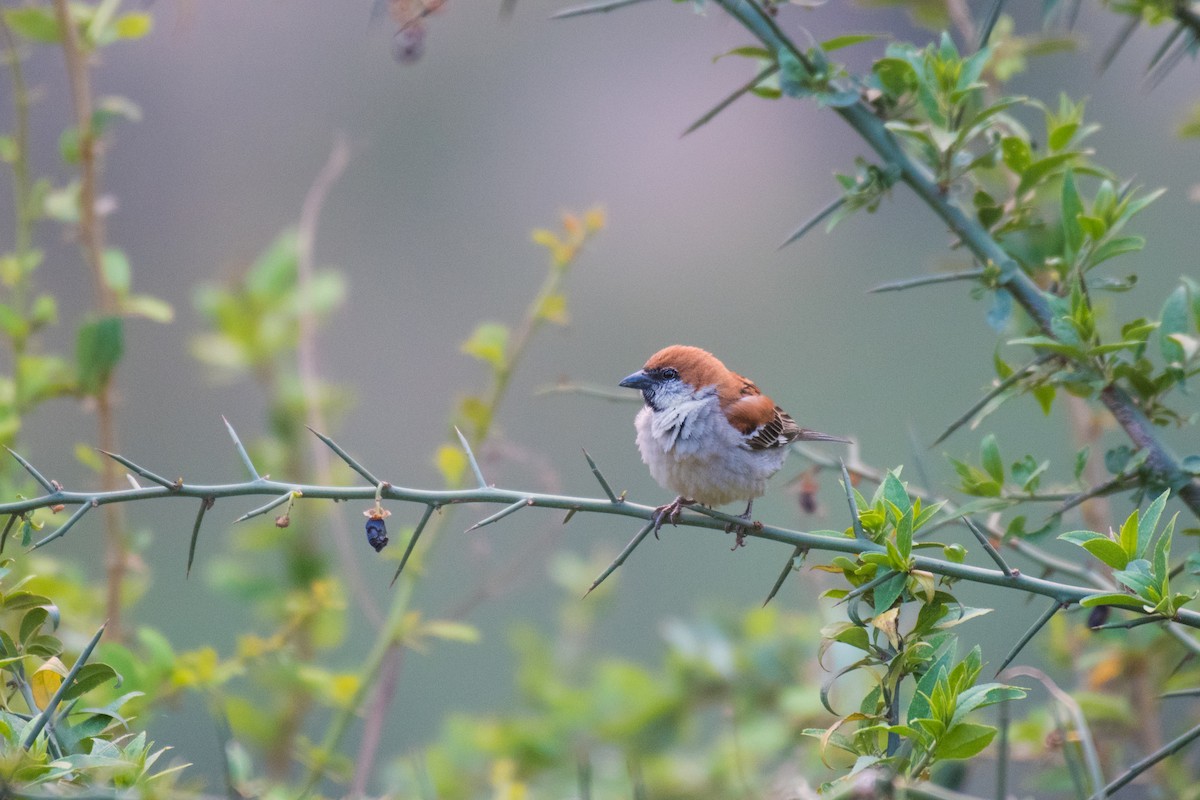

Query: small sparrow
619;345;849;547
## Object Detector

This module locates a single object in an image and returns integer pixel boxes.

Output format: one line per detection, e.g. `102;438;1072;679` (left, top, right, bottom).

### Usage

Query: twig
582;449;620;503
551;0;655;18
98;449;176;490
778;195;846;250
222;416;260;481
868;268;985;294
5;448;57;494
960;516;1013;577
682;63;779;137
392;504;438;586
186;497;215;578
1089;719;1200;799
585;521;655;596
762;545;805;606
994;599;1065;676
455;427;489;489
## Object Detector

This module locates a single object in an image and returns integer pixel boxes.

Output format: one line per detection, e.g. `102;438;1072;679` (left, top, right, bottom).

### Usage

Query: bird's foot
651;497;692;539
726;501;760;550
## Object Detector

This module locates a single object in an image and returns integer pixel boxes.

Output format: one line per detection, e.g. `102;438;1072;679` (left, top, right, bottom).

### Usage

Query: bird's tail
796;429;852;444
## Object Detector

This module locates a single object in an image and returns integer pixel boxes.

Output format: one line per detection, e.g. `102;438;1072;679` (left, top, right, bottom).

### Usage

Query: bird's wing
724;395;800;451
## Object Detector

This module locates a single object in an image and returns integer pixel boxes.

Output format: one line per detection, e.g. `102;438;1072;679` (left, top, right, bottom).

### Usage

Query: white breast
633;396;789;507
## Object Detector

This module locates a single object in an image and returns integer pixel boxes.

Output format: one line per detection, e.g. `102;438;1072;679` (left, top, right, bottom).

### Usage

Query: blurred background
3;0;1199;791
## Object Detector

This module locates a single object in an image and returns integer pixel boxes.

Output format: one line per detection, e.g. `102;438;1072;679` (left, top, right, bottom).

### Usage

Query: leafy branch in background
2;0;169;642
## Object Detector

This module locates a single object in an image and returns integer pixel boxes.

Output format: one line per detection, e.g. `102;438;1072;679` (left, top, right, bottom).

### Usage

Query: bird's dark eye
660;368;679;380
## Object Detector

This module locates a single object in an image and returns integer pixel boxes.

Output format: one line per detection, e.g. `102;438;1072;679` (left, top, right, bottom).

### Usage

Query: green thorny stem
707;0;1200;517
51;0;131;641
6;449;1200;622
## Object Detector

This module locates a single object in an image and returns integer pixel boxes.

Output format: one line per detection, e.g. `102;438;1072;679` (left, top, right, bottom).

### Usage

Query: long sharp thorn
995;599;1064;676
836;569;898;606
777;195;845;251
551;0;654;19
1099;14;1140;73
562;508;578;525
466;498;531;532
0;514;16;554
841;460;867;541
682;63;778;138
976;0;1005;50
31;503;92;550
454;427;488;489
932;356;1045;447
97;449;175;489
582;449;619;503
1092;614;1168;631
392;504;436;586
868;268;985;293
22;621;107;749
5;448;56;494
235;492;294;523
1146;35;1191;89
584;521;655;597
763;545;804;606
1146;23;1184;74
961;516;1013;577
187;497;215;578
222;416;260;481
306;426;379;485
1093;720;1200;800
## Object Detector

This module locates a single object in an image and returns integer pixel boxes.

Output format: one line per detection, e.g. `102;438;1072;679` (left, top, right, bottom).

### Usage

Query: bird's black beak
619;370;654;391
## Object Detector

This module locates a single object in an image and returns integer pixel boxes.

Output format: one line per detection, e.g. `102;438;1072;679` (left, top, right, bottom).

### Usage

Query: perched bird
619;345;849;547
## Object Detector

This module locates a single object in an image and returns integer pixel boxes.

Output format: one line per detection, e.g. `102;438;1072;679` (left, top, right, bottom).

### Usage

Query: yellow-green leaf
461;323;508;370
535;293;568;324
422;619;480;643
31;658;67;709
434;444;466;487
114;12;152;39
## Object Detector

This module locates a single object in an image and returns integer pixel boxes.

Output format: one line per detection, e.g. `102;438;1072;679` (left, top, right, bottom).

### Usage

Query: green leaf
1060;168;1083;254
979;434;1003;484
101;248;131;296
460;322;509;370
1079;592;1149;609
713;46;770;62
1159;285;1190;364
1114;559;1157;601
1138;490;1169;559
1119;508;1140;561
1152;513;1177;585
820;34;881;52
76;316;124;396
1017;152;1083;196
1001;137;1032;173
60;663;119;701
880;471;911;515
1059;530;1129;570
1090;235;1145;267
122;294;174;324
873;571;907;614
1048;121;1079;151
936;722;996;760
2;8;61;43
908;647;955;725
113;12;152;39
